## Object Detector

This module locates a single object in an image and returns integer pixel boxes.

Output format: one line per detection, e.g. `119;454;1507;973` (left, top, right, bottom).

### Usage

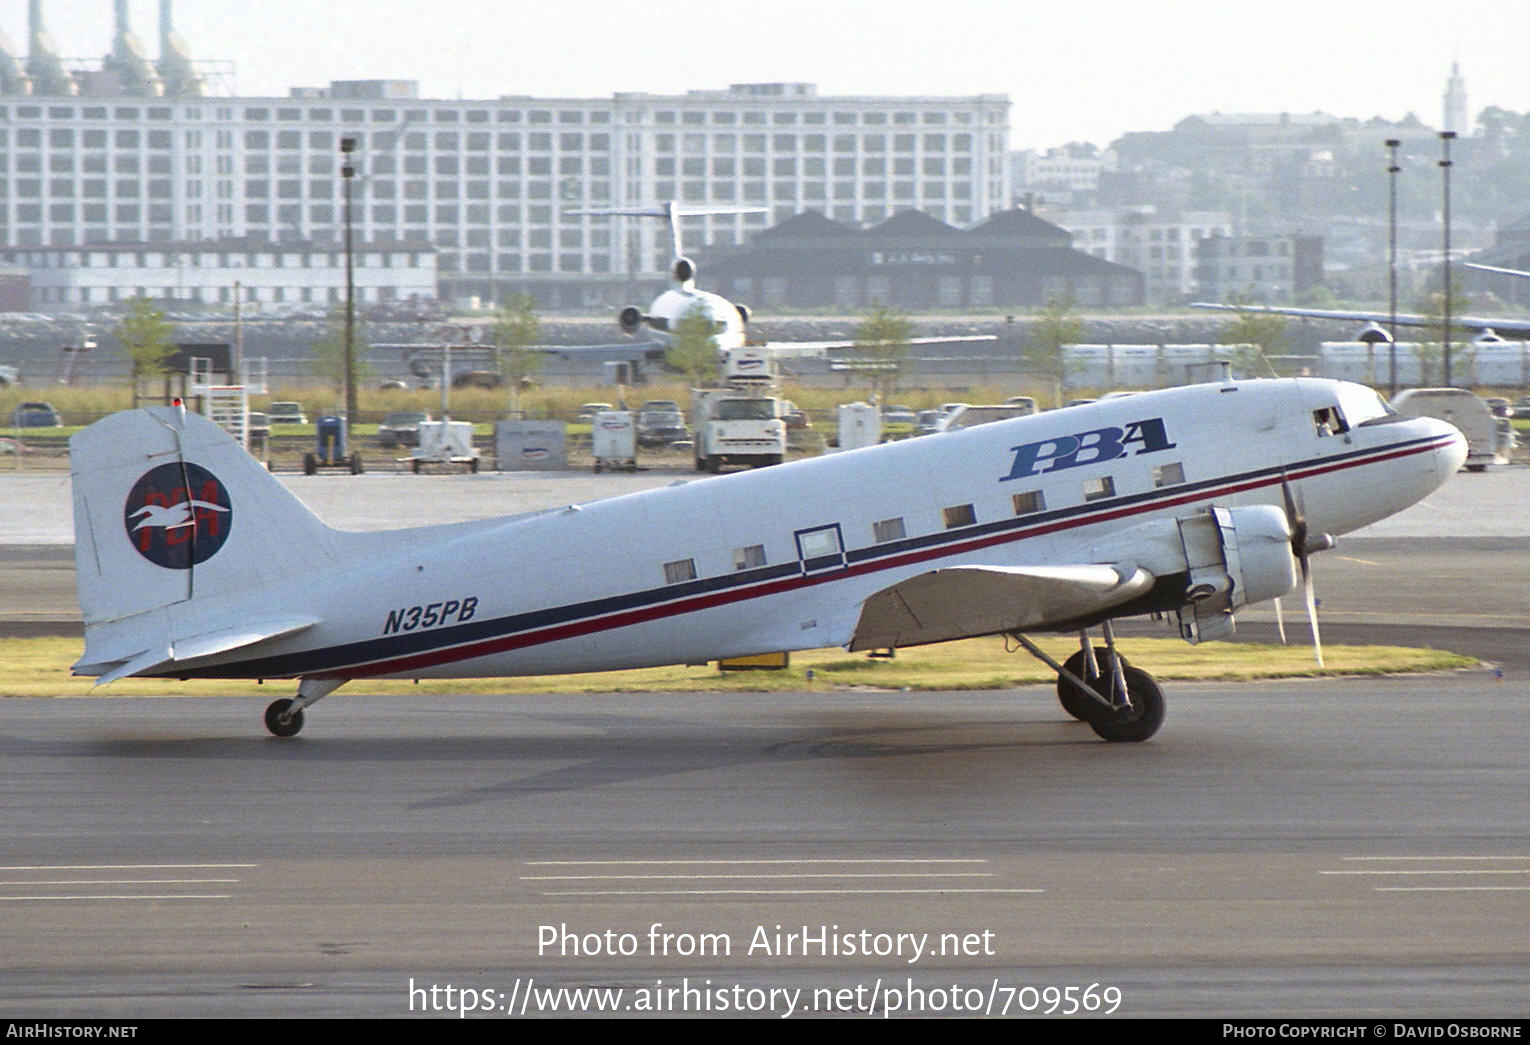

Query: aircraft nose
1427;416;1468;480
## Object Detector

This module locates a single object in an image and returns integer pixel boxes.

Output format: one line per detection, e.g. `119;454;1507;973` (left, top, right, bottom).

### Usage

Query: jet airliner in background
70;375;1464;741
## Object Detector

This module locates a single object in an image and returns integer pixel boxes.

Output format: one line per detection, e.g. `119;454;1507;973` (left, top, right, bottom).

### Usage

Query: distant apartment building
1194;234;1324;303
1050;207;1233;304
2;239;438;308
1009;147;1116;207
0;80;1011;307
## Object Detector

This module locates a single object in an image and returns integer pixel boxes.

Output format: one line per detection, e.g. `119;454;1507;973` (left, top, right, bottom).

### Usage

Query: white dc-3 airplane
70;375;1464;741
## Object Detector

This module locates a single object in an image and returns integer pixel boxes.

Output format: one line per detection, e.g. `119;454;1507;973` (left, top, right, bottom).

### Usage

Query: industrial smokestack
26;0;74;95
157;0;203;98
0;14;33;95
105;0;162;97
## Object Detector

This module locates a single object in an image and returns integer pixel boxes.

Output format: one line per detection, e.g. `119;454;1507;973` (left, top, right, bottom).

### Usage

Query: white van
1390;388;1510;472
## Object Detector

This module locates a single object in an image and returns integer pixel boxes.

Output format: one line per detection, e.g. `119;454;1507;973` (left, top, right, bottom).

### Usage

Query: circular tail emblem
124;463;234;569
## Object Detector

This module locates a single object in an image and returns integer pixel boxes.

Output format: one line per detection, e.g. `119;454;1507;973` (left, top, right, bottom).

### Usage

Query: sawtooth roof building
705;208;1144;310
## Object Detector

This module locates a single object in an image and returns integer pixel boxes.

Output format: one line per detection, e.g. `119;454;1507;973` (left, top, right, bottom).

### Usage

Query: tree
1216;295;1288;378
1415;277;1474;386
309;309;373;399
666;308;721;389
1020;295;1083;404
492;293;543;415
114;296;175;408
852;303;914;404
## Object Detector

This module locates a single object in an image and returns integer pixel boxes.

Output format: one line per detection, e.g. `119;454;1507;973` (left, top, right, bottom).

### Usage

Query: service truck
691;388;787;472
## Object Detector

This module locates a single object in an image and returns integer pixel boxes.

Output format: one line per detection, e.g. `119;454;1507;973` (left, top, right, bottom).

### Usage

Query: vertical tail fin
71;405;339;679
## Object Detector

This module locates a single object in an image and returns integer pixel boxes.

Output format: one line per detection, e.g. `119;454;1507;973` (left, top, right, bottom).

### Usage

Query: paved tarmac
1;464;1527;1018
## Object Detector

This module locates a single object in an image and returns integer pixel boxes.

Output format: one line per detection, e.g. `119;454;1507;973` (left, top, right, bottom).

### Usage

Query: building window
663;558;697;585
1153;462;1186;488
1012;490;1045;515
733;545;767;571
942;504;976;529
1083;476;1116;502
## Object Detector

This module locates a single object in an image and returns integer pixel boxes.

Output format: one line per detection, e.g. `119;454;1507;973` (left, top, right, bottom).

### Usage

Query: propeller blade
1302;558;1325;667
1273;597;1287;645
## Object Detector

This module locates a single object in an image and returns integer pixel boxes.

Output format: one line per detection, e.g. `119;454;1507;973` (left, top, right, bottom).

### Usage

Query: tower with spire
1443;60;1469;136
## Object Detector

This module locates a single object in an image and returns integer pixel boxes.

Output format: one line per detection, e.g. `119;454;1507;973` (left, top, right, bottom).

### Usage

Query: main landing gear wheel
1057;646;1130;721
264;698;304;738
1083;666;1165;743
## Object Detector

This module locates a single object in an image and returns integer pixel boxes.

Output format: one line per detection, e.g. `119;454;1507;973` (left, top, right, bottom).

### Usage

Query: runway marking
1326;856;1530;893
1321;869;1530;876
0;894;234;902
0;863;258;871
0;878;242;886
524;859;986;866
525;857;1042;898
0;862;255;902
522;873;995;881
540;888;1044;897
1340;855;1530;861
1374;886;1530;893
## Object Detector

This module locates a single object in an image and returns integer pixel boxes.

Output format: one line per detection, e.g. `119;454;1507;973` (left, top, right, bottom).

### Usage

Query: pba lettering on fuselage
1002;418;1177;481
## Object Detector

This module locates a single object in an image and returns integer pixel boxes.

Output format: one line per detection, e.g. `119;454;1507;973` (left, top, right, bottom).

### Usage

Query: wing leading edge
849;564;1154;652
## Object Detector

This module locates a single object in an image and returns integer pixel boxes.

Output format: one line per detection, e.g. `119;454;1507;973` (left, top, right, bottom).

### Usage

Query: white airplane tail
71;404;341;683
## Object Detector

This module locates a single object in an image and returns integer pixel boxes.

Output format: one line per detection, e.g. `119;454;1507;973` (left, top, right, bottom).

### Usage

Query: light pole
340;136;357;422
1439;130;1456;386
1386;138;1400;397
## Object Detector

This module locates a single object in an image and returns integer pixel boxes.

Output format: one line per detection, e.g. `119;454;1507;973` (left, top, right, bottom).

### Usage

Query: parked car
912;409;943;437
576;402;614;422
1511;396;1530;420
636;406;688;447
246;412;270;440
266;401;308;425
880;403;917;425
935;403;1037;433
377;411;430;448
10;401;61;427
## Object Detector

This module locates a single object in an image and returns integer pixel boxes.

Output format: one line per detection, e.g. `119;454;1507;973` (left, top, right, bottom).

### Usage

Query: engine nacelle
618;306;644;336
1175;504;1299;643
672;256;696;284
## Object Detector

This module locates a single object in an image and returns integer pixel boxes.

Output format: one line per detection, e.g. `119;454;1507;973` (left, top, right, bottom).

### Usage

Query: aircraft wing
849;564;1154;652
765;335;997;358
1189;302;1530;338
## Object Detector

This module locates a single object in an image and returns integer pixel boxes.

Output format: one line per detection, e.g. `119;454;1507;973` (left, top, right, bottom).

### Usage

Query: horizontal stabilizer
850;564;1153;651
76;617;318;685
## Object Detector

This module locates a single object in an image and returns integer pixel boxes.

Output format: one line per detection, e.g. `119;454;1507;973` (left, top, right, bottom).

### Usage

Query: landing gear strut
1010;622;1165;742
263;678;348;738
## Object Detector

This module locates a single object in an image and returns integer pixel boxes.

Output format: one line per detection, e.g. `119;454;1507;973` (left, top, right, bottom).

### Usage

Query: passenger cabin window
872;517;906;543
663;558;697;584
1083;476;1116;502
1011;490;1045;515
942;504;977;529
733;544;766;570
1153;462;1186;488
1313;406;1348;437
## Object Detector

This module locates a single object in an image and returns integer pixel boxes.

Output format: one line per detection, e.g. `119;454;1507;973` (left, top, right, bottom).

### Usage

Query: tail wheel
1085;666;1164;743
1057;646;1129;721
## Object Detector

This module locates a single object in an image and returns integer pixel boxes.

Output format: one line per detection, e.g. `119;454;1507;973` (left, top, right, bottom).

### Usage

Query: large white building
1049;206;1234;304
0;80;1012;306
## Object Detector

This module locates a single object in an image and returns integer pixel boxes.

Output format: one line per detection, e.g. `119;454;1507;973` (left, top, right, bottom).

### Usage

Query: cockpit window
1312;406;1348;437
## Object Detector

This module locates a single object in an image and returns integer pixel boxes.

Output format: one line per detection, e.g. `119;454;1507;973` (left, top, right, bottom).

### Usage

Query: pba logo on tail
123;463;233;569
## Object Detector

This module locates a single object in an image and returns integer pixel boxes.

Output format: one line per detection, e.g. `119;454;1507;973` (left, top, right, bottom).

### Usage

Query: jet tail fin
70;405;342;679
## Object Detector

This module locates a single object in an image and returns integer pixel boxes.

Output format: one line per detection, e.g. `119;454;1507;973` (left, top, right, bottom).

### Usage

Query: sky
11;0;1527;150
